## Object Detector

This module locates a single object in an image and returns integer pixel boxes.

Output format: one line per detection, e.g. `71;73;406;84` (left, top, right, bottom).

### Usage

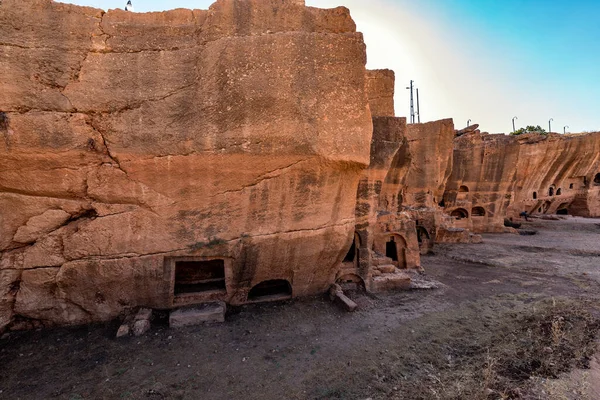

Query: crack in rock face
12;210;72;244
0;112;9;132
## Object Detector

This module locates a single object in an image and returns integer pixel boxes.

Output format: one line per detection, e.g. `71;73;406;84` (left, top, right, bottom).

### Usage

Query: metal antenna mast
406;80;415;124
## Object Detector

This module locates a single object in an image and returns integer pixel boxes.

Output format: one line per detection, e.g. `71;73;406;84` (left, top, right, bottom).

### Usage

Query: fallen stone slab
469;233;483;243
133;319;151;336
169;302;226;328
328;283;343;301
335;291;358;312
377;264;396;274
328;284;357;312
371;271;411;292
116;307;153;338
116;313;134;338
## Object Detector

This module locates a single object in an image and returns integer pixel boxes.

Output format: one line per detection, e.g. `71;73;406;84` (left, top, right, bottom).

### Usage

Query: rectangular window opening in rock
174;260;226;295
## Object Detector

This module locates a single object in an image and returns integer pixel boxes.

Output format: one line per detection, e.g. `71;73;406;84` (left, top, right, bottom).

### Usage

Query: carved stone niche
165;256;232;307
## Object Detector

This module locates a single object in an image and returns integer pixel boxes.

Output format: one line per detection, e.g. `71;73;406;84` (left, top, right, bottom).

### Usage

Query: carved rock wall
444;133;520;233
348;117;420;287
365;69;395;118
445;131;600;232
0;0;372;330
509;132;600;218
341;72;458;290
404;120;455;209
337;70;424;292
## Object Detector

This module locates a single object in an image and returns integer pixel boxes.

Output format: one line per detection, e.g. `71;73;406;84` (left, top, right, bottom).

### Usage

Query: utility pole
512;116;518;133
467;119;471;127
564;125;569;134
416;88;421;123
406;80;415;124
549;118;553;133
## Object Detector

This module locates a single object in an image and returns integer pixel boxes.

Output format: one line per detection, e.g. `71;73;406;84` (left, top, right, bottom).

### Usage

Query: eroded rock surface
444;133;520;233
0;0;373;331
336;71;459;292
510;132;600;218
444;130;600;232
365;69;395;117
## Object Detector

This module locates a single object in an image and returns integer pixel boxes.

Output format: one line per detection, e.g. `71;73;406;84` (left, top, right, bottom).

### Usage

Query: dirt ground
1;217;600;400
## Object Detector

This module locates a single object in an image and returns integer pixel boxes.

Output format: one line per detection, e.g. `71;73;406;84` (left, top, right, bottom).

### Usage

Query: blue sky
60;0;600;134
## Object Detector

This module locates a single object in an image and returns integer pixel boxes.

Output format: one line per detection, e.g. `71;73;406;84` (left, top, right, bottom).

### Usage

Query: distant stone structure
444;130;600;232
338;69;478;293
1;0;598;332
509;132;600;219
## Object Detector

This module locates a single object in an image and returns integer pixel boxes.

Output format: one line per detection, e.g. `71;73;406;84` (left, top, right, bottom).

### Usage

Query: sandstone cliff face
347;117;418;290
444;133;520;233
365;69;395;118
0;0;372;330
335;70;418;292
445;131;600;233
337;72;458;292
404;120;455;209
509;132;600;218
356;118;458;275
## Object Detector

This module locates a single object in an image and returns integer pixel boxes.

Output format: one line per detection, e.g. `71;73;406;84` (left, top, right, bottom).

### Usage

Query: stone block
469;233;483;243
334;291;357;312
133;319;151;336
377;264;396;274
135;307;152;321
169;302;226;328
116;324;130;338
370;272;411;292
328;284;357;312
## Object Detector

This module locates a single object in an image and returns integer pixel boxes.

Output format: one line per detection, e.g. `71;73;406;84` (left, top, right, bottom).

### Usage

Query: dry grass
356;297;600;400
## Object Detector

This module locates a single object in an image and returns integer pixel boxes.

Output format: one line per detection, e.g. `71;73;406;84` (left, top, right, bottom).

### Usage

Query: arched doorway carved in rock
471;206;486;217
385;234;407;269
248;279;292;302
450;208;469;220
336;273;365;291
342;232;361;268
